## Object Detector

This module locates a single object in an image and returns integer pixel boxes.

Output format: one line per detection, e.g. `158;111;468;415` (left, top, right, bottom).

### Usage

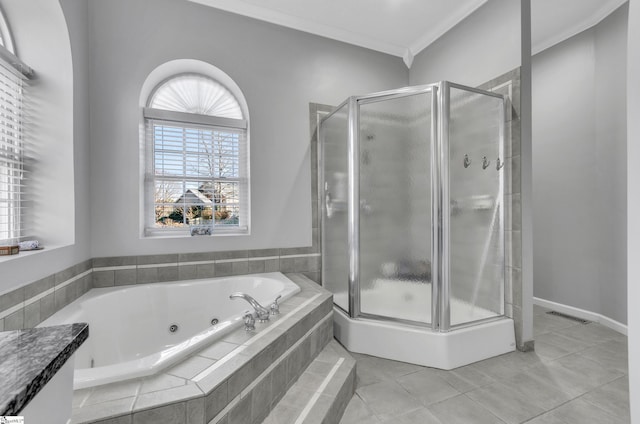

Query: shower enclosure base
333;307;515;370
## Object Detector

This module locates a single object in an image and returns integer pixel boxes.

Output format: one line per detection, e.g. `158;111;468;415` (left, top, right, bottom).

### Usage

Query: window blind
0;57;27;244
147;119;248;235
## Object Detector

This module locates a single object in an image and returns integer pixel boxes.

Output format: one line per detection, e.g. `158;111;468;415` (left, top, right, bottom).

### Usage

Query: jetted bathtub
39;272;300;389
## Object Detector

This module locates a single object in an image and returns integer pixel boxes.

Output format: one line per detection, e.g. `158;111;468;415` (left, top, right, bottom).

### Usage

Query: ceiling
189;0;628;67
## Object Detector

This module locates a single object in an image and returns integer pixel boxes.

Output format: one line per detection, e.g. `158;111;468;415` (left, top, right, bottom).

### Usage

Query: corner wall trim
533;297;628;336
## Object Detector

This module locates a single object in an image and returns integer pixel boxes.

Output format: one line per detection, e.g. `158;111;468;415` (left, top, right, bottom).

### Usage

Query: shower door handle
325;192;333;218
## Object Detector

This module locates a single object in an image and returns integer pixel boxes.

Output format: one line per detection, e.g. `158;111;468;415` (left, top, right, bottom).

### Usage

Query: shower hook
463;154;471;168
496;157;505;171
482;156;490;170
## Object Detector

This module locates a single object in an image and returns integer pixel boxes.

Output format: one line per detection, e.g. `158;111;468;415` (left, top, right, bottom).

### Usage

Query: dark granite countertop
0;323;88;416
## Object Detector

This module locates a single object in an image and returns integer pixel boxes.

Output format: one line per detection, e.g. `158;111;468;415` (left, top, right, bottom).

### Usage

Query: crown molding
188;0;407;58
532;0;628;55
188;0;493;69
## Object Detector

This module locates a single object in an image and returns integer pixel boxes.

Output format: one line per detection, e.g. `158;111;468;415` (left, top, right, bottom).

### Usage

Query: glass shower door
446;84;505;327
358;91;433;325
320;103;350;312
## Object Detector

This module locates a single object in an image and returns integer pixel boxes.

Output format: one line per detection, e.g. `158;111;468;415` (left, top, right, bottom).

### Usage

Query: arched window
143;71;249;236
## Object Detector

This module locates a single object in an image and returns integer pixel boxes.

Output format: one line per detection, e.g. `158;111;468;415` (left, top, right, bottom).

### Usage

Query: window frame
142;73;250;238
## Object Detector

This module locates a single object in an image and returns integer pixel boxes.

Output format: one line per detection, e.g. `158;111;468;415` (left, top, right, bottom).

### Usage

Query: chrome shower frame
320;81;506;333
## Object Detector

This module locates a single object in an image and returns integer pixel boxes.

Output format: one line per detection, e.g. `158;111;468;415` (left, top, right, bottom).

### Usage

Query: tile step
263;340;356;424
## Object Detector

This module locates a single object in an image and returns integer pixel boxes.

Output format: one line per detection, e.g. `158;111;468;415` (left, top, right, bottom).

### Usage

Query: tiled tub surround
70;274;334;424
0;250;320;334
41;272;301;390
0;323;89;416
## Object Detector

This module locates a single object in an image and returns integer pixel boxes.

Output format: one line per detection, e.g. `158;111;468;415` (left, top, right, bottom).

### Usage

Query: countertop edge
0;323;89;416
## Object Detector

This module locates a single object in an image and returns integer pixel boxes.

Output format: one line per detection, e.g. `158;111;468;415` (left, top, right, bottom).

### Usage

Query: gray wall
409;0;521;87
0;0;92;293
532;4;628;324
626;0;639;419
87;0;407;258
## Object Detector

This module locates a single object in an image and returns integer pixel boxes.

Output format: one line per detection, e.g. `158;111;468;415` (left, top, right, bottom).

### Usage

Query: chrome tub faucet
229;293;270;322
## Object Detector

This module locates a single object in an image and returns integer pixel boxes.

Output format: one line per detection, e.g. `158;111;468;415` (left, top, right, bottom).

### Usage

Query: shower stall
320;81;515;369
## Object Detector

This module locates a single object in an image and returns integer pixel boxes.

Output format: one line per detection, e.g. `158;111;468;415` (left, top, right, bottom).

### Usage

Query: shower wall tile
307;256;321;272
115;269;138;286
40;293;55;321
54;285;72;311
93;270;115;288
215;262;233;277
0;287;23;312
279;258;296;273
4;309;24;331
178;252;215;263
137;254;178;265
93;256;137;267
510;267;523;308
158;266;179;282
196;263;215;279
214;250;248;260
264;259;280;272
511;155;522;195
231;261;249;276
248;260;266;274
248;249;279;258
24;275;55;300
178;264;197;281
76;259;93;274
504;268;513;306
280;246;316;256
505;193;522;232
54;266;77;285
506;230;522;270
137;268;158;284
510;119;521;158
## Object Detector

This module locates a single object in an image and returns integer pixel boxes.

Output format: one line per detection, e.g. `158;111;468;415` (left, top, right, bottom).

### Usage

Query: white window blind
0;58;26;244
144;73;249;236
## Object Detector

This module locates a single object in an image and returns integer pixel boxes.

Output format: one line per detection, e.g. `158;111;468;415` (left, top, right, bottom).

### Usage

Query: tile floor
339;305;629;424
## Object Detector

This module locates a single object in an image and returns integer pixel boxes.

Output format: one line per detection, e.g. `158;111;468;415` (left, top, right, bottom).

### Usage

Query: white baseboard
534;297;628;336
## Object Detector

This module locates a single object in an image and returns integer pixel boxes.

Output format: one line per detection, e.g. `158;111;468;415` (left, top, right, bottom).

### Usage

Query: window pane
214;204;239;227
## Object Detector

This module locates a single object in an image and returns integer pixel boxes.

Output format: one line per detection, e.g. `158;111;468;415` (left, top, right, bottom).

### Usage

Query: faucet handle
243;312;256;331
270;295;282;315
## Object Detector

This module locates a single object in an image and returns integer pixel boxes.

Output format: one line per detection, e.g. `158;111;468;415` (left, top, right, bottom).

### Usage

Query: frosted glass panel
321;104;349;312
358;93;432;324
448;86;504;327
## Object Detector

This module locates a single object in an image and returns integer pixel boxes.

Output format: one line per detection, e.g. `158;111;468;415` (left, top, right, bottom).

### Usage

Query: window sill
0;243;69;264
143;228;250;239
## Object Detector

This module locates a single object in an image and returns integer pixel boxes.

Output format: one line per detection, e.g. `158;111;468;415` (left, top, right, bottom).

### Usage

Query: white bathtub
39;272;300;389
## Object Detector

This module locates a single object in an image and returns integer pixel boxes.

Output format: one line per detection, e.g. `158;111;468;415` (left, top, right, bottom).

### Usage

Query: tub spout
230;293;270;322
